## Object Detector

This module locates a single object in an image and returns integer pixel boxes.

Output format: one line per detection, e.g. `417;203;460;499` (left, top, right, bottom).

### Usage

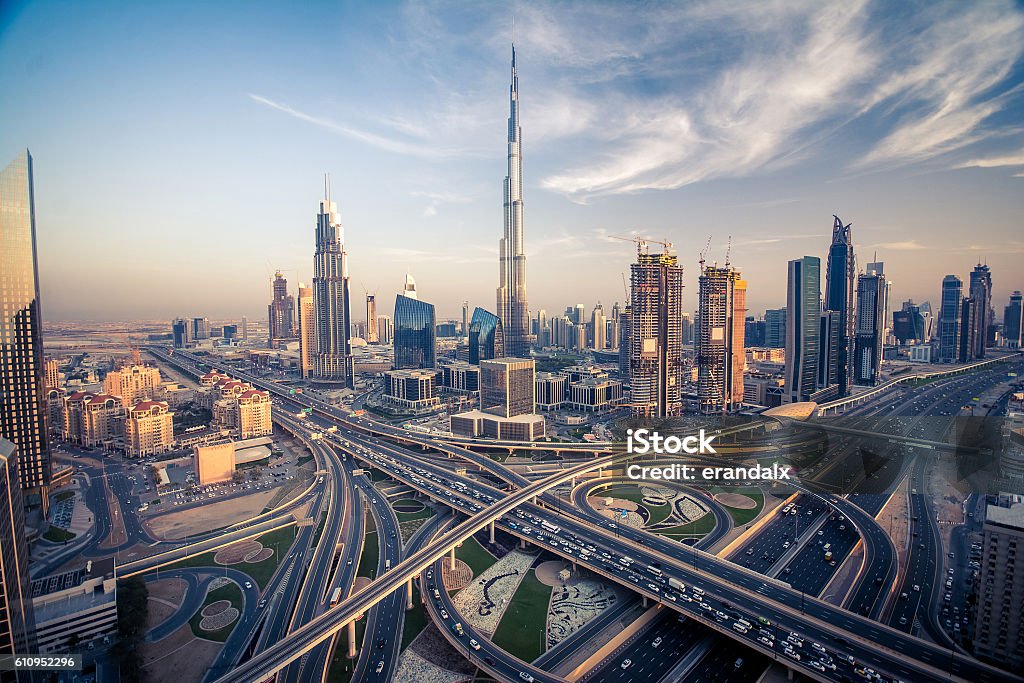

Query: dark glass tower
853;265;887;385
394;294;436;370
0;150;51;510
468;307;504;365
938;275;962;363
785;256;821;403
969;263;992;357
0;438;36;658
311;182;353;388
825;215;855;395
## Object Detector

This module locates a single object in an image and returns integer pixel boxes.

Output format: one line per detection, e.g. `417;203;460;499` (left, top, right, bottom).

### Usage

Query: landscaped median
189;578;242;642
151;525;296;589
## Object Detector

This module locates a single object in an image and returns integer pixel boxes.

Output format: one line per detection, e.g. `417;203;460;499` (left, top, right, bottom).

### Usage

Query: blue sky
2;0;1023;323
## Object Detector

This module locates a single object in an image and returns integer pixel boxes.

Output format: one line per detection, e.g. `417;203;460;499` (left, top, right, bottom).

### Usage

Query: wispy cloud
874;240;931;251
956;151;1024;169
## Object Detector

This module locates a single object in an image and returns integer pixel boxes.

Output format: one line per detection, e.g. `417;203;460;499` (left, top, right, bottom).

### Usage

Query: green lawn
359;530;380;580
592;485;673;525
189;580;243;642
492;569;551;662
401;586;427;650
456;536;497;579
706;487;765;527
151;525;296;590
654;512;718;539
43;526;76;542
393;500;434;523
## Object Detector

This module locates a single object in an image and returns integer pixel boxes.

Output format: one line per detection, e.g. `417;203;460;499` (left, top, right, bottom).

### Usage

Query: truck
295;411;308;419
326;425;338;433
668;577;686;592
452;622;465;637
330;587;343;607
824;550;833;562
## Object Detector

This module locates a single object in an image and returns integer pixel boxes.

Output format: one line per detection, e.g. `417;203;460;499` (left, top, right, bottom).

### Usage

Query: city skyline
3;1;1024;322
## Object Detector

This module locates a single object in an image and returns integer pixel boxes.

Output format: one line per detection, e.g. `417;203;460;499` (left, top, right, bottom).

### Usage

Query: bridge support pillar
449;547;456;570
787;667;795;680
520;537;527;549
642;596;649;608
347;620;357;658
571;477;576;488
406;578;414;610
489;521;496;544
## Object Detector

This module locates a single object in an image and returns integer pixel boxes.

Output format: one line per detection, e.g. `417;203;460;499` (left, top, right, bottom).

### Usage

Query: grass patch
395;501;434;523
492;568;551;662
654;512;718;537
359;530;380;580
326;615;368;682
55;491;75;502
312;512;328;546
188;580;243;642
401;586;427;650
153;525;296;590
43;526;76;542
591;485;673;525
456;536;497;578
707;487;765;527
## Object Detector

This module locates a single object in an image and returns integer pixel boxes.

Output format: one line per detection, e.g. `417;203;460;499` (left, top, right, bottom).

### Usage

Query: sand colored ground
139;623;220;683
714;492;758;509
213;540;262;565
535;560;573;587
588;496;639;515
145;488;278;540
145;578;187;634
441;559;473;591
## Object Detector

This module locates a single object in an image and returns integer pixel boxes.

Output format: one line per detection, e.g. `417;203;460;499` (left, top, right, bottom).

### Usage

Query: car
651;637;663;648
469;639;481;650
375;661;384;674
913;584;920;592
620;659;633;669
377;638;386;649
244;581;252;589
440;609;449;619
258;599;267;608
783;541;791;549
519;673;534;682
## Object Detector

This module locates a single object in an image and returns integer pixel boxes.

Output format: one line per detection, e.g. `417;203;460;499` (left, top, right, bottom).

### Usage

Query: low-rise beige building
61;392;123;448
194;441;236;485
124;401;174;458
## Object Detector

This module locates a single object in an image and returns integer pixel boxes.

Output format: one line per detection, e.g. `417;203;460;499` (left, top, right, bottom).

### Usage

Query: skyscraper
366;294;378;344
394;294;436;370
461;301;470;340
297;283;314;378
893;300;927;344
268;270;295;346
1004;291;1022;349
192;316;210;341
938;275;963;363
973;494;1024;670
0;150;51;509
591;302;606;350
480;358;535;418
853;264;887;385
696;263;747;414
469;307;504;365
311;182;353;388
969;263;993;357
171;317;190;348
628;246;684;417
609;302;620;351
496;45;533;357
377;315;394;345
403;273;417;300
241;315;249;341
0;438;36;657
784;256;821;404
825;215;855;396
765;308;786;348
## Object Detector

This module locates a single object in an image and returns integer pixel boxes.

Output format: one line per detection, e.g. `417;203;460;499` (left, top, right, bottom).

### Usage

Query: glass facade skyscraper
938;275;962;363
469;307;504;365
0;150;51;509
0;438;36;658
825;215;855;396
853;265;887;385
784;256;821;403
480;358;535;418
394;294;436;370
312;184;353;387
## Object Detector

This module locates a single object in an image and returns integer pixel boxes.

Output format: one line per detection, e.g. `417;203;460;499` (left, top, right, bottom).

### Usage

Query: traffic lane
683;641;768;683
589;612;706;683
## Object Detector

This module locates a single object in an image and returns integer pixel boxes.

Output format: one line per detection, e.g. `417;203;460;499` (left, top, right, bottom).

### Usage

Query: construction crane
698;235;712;270
610;234;673;255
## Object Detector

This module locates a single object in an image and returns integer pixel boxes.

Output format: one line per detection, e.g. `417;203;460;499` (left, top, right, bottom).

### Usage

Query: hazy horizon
4;1;1023;324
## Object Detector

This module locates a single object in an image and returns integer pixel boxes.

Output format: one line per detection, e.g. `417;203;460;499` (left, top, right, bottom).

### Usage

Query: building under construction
696;262;747;414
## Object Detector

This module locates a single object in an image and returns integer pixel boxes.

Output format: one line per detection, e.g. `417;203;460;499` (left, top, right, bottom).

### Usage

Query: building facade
853;264;887;385
394;294;436;370
938;275;963;363
628;249;685;417
268;270;295;346
123;401;174;458
765;308;786;348
103;364;161;407
0;438;36;657
969;263;993;357
311;187;353;387
480;358;535;418
172;318;190;348
297;283;315;378
973;494;1024;669
31;558;116;655
696;264;747;414
1005;291;1023;349
195;441;236;485
469;307;504;365
365;294;378;343
535;372;567;411
825;215;855;395
384;369;440;412
784;256;821;403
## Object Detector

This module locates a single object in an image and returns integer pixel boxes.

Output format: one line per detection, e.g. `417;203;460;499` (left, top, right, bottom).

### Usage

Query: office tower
297;283;314;378
938;275;963;363
784;256;821;403
480;358;535;417
496;45;534;358
394;294;436;369
267;270;295;346
45;359;60;390
818;311;841;389
377;315;394;345
973;494;1024;669
573;323;587;353
608;303;620;351
192;317;210;340
462;301;470;339
311;183;354;388
744;317;766;347
591;302;606;350
0;438;36;657
365;294;378;344
696;264;747;414
825;215;856;396
241;316;249;341
172;317;190;348
0;150;51;510
765;308;786;348
104;364;161;406
853;264;887;385
1005;291;1023;349
628;247;684;417
222;324;237;340
573;304;586;326
893;300;927;344
969;263;993;357
402;273;417;300
469;307;504;364
959;296;979;363
618;306;630;374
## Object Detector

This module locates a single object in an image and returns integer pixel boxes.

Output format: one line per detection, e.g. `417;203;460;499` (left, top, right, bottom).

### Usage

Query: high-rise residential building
0;438;36;658
394;294;436;369
784;256;821;403
591;302;606;350
123;400;174;458
241;315;249;341
103;364;161;407
696;264;747;414
268;270;295;346
853;264;887;385
938;275;963;363
214;389;272;439
765;308;786;348
61;392;123;448
0;150;51;510
45;358;61;390
172;317;190;348
973;494;1024;669
366;294;379;344
608;302;620;351
297;283;314;378
959;296;980;363
469;307;504;365
617;306;631;374
818;311;841;389
1005;291;1023;349
825;215;856;396
377;315;394;345
496;45;534;357
480;358;535;418
462;301;470;339
311;183;353;388
969;263;993;357
628;247;684;417
192;317;210;341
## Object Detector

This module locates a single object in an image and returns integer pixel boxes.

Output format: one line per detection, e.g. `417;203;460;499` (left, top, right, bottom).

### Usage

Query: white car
620;659;633;669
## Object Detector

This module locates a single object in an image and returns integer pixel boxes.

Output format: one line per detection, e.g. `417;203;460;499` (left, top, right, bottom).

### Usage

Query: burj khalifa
497;44;534;357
